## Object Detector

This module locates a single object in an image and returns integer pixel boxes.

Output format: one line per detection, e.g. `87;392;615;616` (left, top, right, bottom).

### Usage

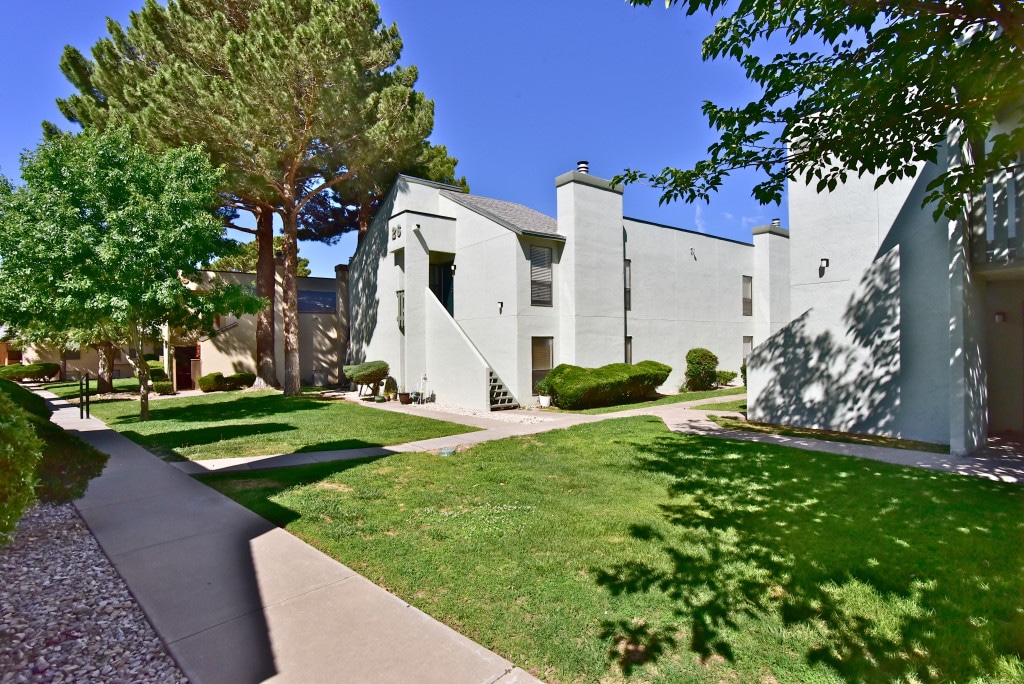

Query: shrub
0;392;43;543
0;379;108;512
198;372;228;392
684;348;719;391
716;370;738;387
0;378;52;419
142;353;160;362
153;381;176;395
343;361;390;394
149;368;168;382
543;360;672;410
0;363;61;382
225;372;256;390
741;362;747;387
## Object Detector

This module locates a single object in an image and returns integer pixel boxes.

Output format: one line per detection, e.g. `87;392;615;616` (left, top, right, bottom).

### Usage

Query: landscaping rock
0;504;187;683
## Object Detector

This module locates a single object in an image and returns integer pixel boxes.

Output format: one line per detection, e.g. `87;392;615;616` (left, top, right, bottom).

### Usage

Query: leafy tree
621;0;1024;221
0;127;261;420
211;235;311;277
58;0;462;395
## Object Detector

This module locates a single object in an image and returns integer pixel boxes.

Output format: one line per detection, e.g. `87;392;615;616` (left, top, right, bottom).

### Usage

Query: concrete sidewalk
42;390;541;684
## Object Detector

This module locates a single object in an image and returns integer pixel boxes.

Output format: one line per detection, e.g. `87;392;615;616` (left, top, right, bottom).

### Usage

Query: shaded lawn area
707;414;950;455
553;387;746;415
690;398;747;412
45;378;139;400
85;390;479;461
202;417;1024;683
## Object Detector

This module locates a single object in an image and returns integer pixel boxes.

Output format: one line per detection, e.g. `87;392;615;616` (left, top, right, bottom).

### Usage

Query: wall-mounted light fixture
995;312;1007;323
450;263;457;275
820;258;830;269
498;301;503;315
690;247;697;261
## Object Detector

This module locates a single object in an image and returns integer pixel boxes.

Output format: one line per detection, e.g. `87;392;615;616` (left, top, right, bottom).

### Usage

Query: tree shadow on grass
592;433;1024;681
121;423;297;460
103;393;331;426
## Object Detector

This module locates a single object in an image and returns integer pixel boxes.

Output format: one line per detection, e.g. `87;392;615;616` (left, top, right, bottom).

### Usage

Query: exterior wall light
820;258;830;268
995;312;1007;323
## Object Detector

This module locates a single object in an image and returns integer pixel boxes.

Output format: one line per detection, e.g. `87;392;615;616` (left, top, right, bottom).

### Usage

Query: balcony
971;161;1024;274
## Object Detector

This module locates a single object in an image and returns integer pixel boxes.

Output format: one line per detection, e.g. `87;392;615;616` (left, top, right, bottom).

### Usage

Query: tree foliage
0;127;262;420
57;0;464;394
621;0;1024;220
211;235;311;277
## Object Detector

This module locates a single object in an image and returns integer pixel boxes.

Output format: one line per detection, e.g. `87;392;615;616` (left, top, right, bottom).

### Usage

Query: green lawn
707;414;951;454
554;387;746;415
80;389;478;461
45;377;139;400
202;417;1024;683
690;398;747;412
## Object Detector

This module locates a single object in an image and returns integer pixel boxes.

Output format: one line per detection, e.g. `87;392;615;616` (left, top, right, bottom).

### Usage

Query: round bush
0;393;43;543
343;361;390;394
198;372;227;392
153;381;176;395
684;348;719;391
225;372;256;390
543;360;672;409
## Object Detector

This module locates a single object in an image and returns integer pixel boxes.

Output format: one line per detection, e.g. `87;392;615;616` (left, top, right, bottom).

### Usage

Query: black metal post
85;373;91;419
79;374;84;419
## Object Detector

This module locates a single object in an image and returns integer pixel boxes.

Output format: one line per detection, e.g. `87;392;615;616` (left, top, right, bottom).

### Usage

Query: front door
429;261;455;316
174;346;199;390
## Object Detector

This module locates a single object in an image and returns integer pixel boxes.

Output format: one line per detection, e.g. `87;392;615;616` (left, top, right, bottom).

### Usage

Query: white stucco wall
749;161;959;445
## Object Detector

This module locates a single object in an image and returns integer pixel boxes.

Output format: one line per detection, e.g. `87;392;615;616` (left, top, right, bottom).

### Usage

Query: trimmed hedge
0;379;108;506
198;371;256;393
0;392;43;542
541;361;672;410
684;348;719;391
343;361;390;394
0;363;61;382
147;360;168;382
716;370;738;387
741;362;747;387
153;381;176;395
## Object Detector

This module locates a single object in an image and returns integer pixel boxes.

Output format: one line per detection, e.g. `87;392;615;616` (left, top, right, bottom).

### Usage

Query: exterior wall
622;218;774;391
200;270;343;385
24;344;140;380
424;288;491;410
749;161;957;446
983;278;1024;433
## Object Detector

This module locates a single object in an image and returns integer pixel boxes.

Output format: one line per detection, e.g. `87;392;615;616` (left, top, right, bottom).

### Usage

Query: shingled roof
440;190;562;241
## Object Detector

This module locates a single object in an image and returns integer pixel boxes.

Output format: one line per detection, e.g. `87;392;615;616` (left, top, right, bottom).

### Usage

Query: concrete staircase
488;370;519;410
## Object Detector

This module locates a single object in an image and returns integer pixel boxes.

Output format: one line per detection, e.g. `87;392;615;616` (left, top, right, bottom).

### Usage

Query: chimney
577;160;589;174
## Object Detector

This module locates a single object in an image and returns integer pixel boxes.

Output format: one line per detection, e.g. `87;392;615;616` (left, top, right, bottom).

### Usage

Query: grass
551;386;747;415
690;398;747;412
45;377;140;400
80;389;478;461
1;379;108;503
202;417;1023;683
707;414;951;454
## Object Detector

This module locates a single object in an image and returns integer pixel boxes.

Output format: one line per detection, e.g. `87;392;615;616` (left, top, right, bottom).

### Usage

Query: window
742;276;753;316
530;246;553;307
742;336;753;363
531;337;553;394
298;290;338;313
625;336;632;364
64;349;81;361
396;290;405;333
7;347;22;362
624;259;632;311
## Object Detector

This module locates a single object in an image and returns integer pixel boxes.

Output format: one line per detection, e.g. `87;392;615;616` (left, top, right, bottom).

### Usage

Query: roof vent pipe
577;160;589;174
771;218;780;227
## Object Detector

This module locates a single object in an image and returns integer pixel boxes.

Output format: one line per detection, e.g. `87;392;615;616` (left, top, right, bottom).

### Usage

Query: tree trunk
281;211;301;396
357;201;374;244
125;329;150;421
253;206;279;389
96;341;114;393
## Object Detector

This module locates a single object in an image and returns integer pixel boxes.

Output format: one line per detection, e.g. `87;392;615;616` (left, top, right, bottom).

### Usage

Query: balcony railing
971;159;1024;268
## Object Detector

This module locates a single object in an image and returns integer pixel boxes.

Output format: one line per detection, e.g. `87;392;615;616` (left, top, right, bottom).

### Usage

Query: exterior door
174;346;199;390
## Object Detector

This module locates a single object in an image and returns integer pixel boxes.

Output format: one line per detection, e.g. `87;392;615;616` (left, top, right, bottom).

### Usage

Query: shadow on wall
751;247;901;436
348;183;398;364
208;316;260;375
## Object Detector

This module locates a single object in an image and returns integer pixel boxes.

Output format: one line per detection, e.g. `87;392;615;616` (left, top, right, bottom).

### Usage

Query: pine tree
58;0;461;395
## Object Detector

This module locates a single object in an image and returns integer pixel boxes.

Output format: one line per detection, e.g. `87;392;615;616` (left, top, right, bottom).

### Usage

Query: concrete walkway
172;391;1023;485
41;390;540;684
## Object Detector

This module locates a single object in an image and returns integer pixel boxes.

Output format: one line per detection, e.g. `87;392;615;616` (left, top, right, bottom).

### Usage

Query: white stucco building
348;164;790;410
748;146;1022;455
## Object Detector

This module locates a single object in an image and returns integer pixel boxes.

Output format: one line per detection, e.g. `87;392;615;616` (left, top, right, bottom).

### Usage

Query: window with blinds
396;290;405;333
531;336;553;394
742;275;753;316
530;246;553;307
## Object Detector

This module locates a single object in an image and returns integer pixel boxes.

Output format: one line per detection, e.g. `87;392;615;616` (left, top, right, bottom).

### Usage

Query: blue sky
0;0;785;277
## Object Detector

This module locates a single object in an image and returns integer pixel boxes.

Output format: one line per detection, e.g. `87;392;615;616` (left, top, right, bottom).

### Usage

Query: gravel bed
412;402;555;424
0;504;187;684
